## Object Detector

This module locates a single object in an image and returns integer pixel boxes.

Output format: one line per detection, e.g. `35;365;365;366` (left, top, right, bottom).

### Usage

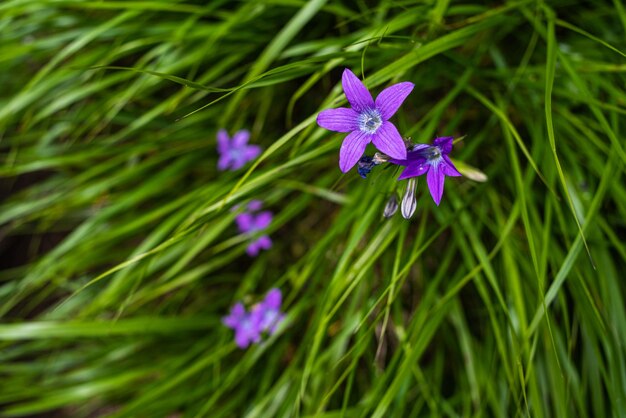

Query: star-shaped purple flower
316;68;414;173
222;288;285;349
235;202;273;256
217;129;261;171
389;137;462;206
222;303;262;349
252;288;285;334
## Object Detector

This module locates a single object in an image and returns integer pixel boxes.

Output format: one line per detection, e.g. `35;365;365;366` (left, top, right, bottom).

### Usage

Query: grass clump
1;0;625;417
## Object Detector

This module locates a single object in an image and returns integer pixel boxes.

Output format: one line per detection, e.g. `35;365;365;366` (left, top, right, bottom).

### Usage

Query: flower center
229;148;243;160
412;145;442;163
425;146;441;161
358;109;382;134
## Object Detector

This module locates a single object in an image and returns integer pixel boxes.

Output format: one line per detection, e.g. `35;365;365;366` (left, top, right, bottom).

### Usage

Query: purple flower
235;204;273;256
222;288;285;349
217;129;261;171
316;68;414;173
389;137;462;206
252;288;285;334
222;303;262;348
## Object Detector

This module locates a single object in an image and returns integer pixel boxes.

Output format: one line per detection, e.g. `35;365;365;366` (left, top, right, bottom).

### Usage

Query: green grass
1;0;625;416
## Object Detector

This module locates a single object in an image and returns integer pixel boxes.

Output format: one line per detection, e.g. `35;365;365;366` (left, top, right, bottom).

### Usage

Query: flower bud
401;178;417;219
383;195;398;218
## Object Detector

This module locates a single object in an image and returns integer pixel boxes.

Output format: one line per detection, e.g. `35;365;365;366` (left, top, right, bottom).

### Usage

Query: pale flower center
358;109;382;134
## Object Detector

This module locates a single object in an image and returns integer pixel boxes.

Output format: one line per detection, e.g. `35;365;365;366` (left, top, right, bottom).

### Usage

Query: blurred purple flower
235;203;273;256
253;288;285;334
217;129;261;171
389;137;461;206
316;68;413;173
222;303;262;348
222;288;285;349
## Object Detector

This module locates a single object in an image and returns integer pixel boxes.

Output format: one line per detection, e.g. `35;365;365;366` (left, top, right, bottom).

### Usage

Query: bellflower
217;129;261;171
222;288;286;349
222;303;262;348
389;136;462;206
252;288;285;334
235;201;273;256
317;69;414;173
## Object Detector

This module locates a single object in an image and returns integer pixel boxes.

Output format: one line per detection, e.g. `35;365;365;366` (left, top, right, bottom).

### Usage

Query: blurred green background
1;0;625;416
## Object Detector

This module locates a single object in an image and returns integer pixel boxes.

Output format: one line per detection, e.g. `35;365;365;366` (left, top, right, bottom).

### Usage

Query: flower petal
217;155;231;171
235;213;254;233
339;130;370;173
246;241;261;257
342;68;374;112
235;327;252;348
229;158;246;171
442;155;462;177
317;107;358;132
433;136;453;154
243;145;261;162
264;288;282;309
217;129;230;153
248;200;263;211
375;81;414;120
256;235;272;250
398;159;429;180
222;303;245;328
253;211;272;230
371;121;407;160
427;163;445;206
232;130;250;147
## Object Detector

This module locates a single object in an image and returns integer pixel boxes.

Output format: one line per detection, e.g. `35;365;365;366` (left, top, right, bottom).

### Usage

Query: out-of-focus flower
234;201;272;256
252;288;285;334
222;303;262;349
222;288;285;349
217;129;261;171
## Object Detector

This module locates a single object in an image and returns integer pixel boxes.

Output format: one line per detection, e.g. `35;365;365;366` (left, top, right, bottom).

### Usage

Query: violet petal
371;121;406;160
246;241;260;257
316;107;358;132
244;145;261;161
442;155;462;177
398;159;429;180
433;136;454;154
235;213;254;233
375;81;414;120
253;211;273;230
256;235;272;250
217;155;231;171
427;163;445;206
264;288;282;309
235;327;252;348
217;129;230;153
248;200;263;211
232;130;250;147
341;68;374;112
339;130;370;173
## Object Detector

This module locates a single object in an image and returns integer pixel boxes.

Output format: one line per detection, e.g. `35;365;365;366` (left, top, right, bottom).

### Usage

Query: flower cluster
222;288;285;349
235;200;273;257
316;68;464;213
